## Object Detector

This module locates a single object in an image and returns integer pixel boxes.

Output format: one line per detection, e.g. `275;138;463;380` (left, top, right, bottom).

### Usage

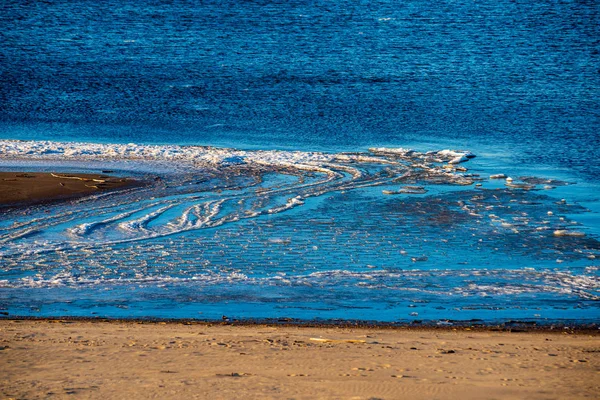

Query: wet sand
0;172;137;207
1;320;598;399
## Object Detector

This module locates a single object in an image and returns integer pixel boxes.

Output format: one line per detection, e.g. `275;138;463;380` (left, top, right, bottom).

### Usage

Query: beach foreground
1;320;598;399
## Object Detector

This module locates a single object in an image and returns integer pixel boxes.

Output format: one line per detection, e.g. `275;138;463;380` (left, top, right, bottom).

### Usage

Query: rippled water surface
0;142;598;322
0;1;599;323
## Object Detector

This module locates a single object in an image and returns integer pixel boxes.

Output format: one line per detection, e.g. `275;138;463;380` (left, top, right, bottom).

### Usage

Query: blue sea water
0;1;599;324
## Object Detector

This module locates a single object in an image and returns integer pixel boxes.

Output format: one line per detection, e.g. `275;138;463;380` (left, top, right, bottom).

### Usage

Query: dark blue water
1;1;599;324
2;0;599;177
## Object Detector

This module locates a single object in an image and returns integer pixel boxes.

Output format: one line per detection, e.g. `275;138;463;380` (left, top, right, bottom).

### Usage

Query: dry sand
0;320;598;399
0;172;137;207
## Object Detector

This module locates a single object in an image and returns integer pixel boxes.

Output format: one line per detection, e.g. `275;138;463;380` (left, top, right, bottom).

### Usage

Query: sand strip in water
0;172;138;208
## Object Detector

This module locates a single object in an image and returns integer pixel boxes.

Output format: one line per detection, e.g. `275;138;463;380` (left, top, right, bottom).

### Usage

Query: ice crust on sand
0;140;485;248
2;140;592;261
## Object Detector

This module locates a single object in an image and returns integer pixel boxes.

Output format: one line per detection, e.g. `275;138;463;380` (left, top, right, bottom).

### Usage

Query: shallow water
1;1;599;323
0;141;598;323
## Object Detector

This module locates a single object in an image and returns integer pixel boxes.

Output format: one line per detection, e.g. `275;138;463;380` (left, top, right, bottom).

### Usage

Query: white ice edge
1;268;597;300
0;140;475;170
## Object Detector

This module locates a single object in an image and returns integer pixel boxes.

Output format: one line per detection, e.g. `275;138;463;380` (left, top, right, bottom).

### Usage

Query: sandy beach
0;172;137;208
1;320;598;399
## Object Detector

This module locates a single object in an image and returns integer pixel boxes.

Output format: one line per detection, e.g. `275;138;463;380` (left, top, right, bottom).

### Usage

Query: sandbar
0;172;137;208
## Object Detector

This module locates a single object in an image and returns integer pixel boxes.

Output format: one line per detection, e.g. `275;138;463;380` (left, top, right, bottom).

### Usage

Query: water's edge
1;316;598;333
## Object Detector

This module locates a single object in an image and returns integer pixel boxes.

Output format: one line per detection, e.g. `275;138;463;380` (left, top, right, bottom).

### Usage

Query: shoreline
2;317;598;334
2;319;598;399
